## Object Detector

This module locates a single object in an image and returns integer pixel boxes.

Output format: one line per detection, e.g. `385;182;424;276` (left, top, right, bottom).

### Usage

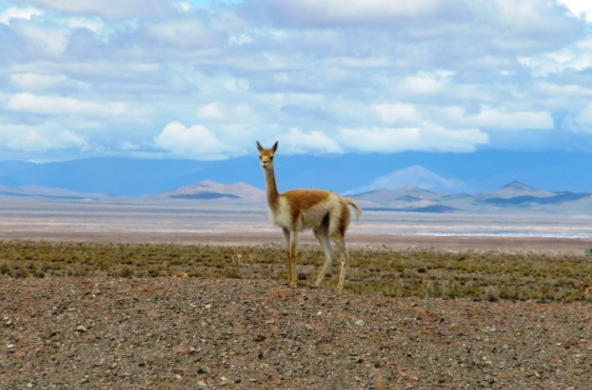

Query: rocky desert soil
1;277;591;390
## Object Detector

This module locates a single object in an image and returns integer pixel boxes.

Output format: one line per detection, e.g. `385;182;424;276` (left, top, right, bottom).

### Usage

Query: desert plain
1;197;591;389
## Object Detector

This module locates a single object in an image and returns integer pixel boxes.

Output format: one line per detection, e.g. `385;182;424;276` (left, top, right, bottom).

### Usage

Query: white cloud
7;93;143;119
519;37;592;77
141;19;221;49
400;72;452;96
255;0;449;25
153;121;232;157
14;23;69;56
373;103;421;125
196;103;224;120
63;16;114;42
1;0;591;161
195;102;259;125
558;0;592;21
0;6;43;25
568;102;592;133
118;141;140;151
0;126;89;152
339;124;488;153
373;103;554;132
11;73;71;91
444;106;554;130
276;128;343;154
174;2;192;12
18;0;170;19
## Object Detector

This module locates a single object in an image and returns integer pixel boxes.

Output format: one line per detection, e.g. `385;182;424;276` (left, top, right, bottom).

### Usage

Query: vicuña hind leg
335;238;348;292
313;229;333;287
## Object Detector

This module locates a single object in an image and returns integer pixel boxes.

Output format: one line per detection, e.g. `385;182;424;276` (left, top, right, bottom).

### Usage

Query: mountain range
1;155;592;214
343;165;469;194
2;174;591;214
0;151;591;197
348;181;592;214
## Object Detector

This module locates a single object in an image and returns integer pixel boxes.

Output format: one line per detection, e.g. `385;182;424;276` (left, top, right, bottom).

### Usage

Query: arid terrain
1;198;591;389
2;277;591;390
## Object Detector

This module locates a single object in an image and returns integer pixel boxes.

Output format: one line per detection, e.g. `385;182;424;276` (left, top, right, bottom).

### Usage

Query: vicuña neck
264;167;280;207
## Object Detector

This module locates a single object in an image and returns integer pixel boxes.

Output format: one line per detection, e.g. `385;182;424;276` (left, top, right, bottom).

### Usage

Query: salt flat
0;197;591;252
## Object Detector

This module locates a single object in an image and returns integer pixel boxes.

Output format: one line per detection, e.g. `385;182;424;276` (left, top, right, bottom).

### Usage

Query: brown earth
1;277;591;389
1;230;592;389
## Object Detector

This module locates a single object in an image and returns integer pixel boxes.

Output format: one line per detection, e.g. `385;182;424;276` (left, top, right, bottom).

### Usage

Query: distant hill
350;186;445;211
349;181;592;214
1;152;591;197
1;177;591;214
343;165;469;195
477;181;555;200
0;184;108;200
0;158;206;197
155;180;265;202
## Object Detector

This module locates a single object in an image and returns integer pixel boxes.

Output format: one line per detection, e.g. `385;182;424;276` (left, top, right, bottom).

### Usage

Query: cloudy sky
1;0;592;162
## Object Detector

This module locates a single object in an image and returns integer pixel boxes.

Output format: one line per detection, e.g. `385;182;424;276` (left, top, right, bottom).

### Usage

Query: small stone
354;320;365;327
255;334;266;342
76;325;88;333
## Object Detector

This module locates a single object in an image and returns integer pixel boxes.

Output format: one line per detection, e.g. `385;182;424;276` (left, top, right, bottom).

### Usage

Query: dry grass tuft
0;240;591;302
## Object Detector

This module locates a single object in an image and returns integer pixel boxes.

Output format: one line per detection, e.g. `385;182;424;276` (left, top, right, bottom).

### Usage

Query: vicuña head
256;140;362;292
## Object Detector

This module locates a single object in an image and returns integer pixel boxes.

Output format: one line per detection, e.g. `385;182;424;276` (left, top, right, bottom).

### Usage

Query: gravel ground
1;277;591;389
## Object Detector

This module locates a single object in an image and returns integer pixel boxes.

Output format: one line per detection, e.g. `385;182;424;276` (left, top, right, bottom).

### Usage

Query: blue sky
1;0;592;162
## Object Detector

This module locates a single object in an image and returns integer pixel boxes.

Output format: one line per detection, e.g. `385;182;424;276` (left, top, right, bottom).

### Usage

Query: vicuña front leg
281;228;292;285
287;230;299;287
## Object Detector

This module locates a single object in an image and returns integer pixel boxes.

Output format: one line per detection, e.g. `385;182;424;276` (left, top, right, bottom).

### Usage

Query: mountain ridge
1;179;590;214
153;180;265;202
343;165;469;195
1;152;591;196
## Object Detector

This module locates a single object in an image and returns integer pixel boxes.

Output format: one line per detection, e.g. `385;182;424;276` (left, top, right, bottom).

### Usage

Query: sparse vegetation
0;240;591;302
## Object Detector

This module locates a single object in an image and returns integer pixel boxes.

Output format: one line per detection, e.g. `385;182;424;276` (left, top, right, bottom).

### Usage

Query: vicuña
257;141;362;292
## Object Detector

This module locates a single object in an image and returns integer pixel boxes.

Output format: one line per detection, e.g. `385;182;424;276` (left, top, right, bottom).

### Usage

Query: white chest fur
268;197;292;229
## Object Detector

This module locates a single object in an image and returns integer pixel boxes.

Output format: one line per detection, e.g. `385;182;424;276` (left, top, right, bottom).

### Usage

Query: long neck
264;167;280;208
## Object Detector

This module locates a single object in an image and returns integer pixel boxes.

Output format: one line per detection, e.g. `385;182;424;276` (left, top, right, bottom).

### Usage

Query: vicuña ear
272;141;278;152
256;141;263;151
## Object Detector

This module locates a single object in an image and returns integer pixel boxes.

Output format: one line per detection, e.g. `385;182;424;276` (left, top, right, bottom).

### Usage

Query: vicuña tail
344;198;362;223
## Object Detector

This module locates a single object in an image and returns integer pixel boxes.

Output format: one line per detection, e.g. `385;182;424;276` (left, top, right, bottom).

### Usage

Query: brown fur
257;141;362;291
